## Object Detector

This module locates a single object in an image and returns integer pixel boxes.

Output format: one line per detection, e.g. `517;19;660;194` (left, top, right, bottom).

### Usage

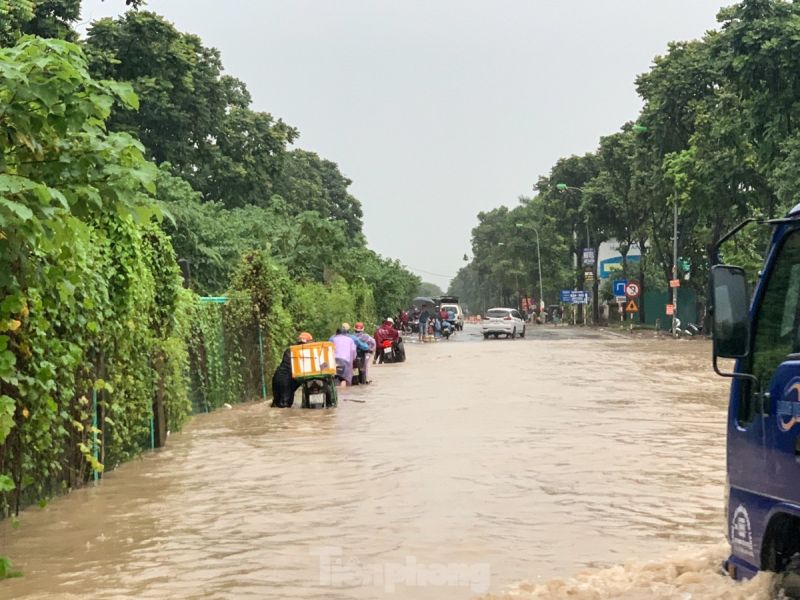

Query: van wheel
509;328;516;339
520;327;526;338
483;333;489;339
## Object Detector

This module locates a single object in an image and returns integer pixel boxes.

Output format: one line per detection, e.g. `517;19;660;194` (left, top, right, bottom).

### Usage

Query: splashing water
484;543;774;600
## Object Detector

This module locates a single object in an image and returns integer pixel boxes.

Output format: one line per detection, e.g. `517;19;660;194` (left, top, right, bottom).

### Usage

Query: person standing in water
329;327;357;387
418;308;430;341
352;322;376;383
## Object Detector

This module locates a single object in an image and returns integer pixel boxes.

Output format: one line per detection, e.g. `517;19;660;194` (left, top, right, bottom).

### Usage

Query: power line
406;266;455;279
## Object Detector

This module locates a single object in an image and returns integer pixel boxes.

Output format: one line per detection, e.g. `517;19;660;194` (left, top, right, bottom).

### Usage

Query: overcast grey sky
81;0;724;288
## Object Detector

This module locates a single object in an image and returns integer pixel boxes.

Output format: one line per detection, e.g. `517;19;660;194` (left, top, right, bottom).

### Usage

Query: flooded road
0;325;775;598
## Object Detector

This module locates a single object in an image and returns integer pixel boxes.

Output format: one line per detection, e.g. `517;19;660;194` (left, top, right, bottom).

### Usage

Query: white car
482;307;526;339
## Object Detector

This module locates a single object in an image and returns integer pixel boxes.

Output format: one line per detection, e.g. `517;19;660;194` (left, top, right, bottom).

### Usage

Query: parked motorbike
674;318;704;337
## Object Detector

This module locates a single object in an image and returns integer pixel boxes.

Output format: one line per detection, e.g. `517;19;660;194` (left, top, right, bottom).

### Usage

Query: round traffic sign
625;281;640;298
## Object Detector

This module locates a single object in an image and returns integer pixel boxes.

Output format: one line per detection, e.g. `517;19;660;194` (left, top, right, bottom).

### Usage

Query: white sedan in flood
481;307;526;339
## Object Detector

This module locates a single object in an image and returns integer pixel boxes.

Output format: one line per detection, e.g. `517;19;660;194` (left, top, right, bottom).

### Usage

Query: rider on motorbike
373;318;399;364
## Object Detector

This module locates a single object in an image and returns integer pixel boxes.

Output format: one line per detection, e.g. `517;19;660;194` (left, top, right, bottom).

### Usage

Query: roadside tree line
0;0;419;545
451;0;794;322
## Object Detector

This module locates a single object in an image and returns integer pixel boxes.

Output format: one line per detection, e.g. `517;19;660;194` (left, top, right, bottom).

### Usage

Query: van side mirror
711;265;750;359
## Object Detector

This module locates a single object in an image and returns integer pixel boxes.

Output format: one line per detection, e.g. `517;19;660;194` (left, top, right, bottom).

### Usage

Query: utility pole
672;193;678;337
514;223;544;316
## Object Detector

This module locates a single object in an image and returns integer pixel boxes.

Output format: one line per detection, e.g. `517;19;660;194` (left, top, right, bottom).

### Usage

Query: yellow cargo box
290;341;336;379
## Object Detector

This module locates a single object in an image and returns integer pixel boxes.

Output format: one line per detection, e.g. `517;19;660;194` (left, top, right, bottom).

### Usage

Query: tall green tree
85;11;297;208
274;150;365;236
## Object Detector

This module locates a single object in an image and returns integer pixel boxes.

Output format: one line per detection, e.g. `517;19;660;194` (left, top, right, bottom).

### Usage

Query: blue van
711;204;800;596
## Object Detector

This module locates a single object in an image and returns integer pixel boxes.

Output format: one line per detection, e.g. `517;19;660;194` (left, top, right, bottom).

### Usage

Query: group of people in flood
410;306;456;341
270;318;405;408
329;322;373;387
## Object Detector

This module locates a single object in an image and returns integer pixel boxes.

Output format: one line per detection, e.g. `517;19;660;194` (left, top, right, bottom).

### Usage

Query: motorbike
290;341;338;409
674;318;704;337
378;337;406;363
441;319;454;339
351;349;368;385
299;376;337;408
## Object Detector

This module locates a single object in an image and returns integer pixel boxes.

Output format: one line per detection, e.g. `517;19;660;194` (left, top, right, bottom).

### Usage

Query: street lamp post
515;223;544;313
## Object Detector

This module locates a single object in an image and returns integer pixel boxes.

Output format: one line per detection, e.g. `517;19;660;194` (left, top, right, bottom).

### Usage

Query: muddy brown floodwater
0;325;779;599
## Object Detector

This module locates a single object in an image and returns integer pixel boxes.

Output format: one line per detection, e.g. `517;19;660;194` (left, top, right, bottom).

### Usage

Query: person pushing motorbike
352;322;375;383
271;332;313;408
330;327;357;387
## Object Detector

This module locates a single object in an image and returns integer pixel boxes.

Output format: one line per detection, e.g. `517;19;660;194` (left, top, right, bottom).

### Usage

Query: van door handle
760;391;771;416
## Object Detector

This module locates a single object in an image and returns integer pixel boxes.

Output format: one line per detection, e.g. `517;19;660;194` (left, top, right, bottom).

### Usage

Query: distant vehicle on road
440;303;463;331
434;295;464;331
481;307;526;339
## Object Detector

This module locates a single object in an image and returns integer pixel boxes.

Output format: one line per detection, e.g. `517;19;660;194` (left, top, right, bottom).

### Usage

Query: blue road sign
613;279;627;297
560;290;590;304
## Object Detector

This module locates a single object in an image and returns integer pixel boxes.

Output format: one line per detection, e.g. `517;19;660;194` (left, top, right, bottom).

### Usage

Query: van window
487;309;509;318
746;229;800;424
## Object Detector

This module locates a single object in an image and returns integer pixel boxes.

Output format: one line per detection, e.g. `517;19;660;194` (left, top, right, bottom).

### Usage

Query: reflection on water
0;327;770;598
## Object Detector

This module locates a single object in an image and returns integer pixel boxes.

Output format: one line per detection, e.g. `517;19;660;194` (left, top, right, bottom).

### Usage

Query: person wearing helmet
341;322;371;354
373;318;400;364
271;332;313;408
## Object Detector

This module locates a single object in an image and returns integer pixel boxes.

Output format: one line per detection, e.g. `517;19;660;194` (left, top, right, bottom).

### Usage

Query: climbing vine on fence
0;37;190;518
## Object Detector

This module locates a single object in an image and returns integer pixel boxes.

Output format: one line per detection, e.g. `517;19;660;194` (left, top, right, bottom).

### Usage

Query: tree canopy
455;0;799;321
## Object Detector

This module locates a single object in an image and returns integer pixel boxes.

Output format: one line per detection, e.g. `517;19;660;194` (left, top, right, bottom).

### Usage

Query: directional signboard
582;248;596;267
625;280;640;298
560;290;589;304
613;279;627;297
